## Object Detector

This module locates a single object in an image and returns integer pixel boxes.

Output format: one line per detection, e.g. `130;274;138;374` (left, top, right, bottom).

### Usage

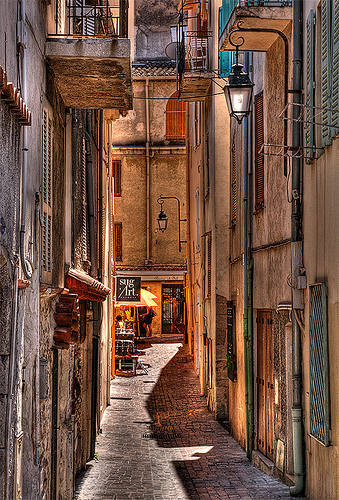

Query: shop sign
116;276;141;301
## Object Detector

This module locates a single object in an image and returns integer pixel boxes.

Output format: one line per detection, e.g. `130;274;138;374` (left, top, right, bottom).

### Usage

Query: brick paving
74;342;303;500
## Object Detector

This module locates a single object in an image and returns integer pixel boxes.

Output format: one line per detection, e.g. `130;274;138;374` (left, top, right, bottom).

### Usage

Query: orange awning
65;268;111;302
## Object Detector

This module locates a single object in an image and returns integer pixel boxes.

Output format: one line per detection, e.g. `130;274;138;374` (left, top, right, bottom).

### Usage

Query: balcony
178;30;213;102
45;0;132;109
219;0;292;53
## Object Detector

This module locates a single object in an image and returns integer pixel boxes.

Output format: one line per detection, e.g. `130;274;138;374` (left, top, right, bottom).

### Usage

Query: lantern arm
157;194;187;252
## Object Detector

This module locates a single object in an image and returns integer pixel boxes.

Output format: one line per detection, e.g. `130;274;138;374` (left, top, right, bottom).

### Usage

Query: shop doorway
256;310;274;461
162;284;186;335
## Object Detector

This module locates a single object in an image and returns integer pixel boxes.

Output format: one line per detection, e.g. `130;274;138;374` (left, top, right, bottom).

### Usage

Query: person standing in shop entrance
144;307;155;338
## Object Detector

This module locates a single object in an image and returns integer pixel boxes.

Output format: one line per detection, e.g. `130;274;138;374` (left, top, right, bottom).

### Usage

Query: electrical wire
132;91;225;100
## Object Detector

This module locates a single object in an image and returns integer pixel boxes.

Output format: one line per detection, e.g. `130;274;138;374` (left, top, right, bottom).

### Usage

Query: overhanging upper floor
45;0;132;109
219;1;292;53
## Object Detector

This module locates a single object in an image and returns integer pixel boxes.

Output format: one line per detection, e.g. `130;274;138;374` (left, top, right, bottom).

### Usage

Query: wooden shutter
231;142;237;225
42;106;53;283
166;92;186;142
112;159;121;196
331;1;339;138
207;233;211;299
305;10;316;163
254;92;264;211
321;0;332;146
218;7;232;77
114;222;122;262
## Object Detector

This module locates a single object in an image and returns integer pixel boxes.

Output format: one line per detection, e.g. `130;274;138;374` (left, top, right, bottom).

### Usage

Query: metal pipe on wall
290;0;304;495
145;78;151;264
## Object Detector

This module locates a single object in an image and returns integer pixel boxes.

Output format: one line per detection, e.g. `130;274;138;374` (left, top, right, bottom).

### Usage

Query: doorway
162;284;186;335
256;310;274;461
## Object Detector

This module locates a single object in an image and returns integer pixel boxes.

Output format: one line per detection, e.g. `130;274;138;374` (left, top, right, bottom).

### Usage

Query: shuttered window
321;0;332;146
42;106;53;283
112;159;122;196
331;1;339;137
231;142;237;225
254;92;264;211
309;283;330;446
166;92;186;142
206;232;211;299
114;222;122;262
305;10;316;163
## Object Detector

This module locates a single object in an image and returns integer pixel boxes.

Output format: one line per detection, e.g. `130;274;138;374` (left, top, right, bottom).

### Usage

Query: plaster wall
303;141;339;500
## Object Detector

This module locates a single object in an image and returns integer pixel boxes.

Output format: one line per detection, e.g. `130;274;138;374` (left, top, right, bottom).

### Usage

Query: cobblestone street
75;342;301;500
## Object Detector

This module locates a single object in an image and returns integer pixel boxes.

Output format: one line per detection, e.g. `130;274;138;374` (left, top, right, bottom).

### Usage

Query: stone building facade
0;1;131;499
112;0;187;338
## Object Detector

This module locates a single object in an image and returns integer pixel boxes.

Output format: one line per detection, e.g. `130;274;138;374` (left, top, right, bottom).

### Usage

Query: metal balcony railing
177;28;213;85
50;0;128;38
219;0;292;39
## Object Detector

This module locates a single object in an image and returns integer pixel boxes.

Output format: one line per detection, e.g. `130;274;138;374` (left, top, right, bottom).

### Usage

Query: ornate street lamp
157;195;187;252
223;32;254;124
157;202;168;232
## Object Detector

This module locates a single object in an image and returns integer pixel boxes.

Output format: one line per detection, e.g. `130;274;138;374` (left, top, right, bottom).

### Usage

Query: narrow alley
75;342;301;500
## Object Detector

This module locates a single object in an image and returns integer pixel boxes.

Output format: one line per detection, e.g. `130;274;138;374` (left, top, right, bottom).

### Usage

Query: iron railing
309;282;330;446
177;15;213;85
50;0;128;38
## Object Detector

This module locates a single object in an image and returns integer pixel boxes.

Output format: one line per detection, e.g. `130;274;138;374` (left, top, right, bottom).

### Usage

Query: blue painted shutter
309;283;330;446
218;5;232;77
305;10;316;163
331;0;339;137
321;0;332;146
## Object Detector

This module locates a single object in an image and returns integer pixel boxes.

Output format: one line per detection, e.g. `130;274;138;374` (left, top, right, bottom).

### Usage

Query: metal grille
309;282;330;445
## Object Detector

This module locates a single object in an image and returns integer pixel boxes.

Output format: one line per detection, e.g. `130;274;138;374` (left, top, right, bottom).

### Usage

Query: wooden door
257;310;274;461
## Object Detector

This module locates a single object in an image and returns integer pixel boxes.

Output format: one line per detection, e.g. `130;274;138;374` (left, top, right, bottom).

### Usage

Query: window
309;282;330;446
194;102;201;148
254;91;264;211
227;301;237;382
165;92;186;142
114;222;122;262
320;0;339;146
305;9;316;163
112;159;121;196
231;142;237;225
42;104;53;283
195;188;200;253
206;232;211;299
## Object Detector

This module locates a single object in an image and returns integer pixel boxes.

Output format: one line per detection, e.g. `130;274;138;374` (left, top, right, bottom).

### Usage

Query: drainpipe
107;120;113;401
145;78;150;264
4;258;19;500
243;52;254;459
19;0;32;280
290;0;304;496
98;110;103;283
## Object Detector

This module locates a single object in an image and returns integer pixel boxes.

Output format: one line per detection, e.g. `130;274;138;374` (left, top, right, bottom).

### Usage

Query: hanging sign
116;276;141;302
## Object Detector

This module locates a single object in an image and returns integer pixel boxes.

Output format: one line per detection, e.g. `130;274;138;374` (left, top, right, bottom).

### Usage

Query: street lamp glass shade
224;63;254;124
157;209;168;232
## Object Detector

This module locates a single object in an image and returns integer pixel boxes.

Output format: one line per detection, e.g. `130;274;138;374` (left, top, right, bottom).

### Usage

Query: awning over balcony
65;268;111;302
45;37;132;109
219;5;292;53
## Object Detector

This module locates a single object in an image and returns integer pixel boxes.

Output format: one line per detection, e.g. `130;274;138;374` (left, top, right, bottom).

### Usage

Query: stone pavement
74;342;303;500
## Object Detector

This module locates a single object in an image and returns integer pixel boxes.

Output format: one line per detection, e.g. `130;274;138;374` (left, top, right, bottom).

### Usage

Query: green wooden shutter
42;106;53;283
218;4;233;77
331;0;339;138
305;10;316;163
321;0;332;147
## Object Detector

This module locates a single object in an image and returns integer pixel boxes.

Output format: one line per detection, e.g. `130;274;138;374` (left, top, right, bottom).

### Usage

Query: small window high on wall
165;92;186;143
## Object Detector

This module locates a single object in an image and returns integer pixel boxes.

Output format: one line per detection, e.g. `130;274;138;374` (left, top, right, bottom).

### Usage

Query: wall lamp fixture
157;195;187;252
224;30;254;124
